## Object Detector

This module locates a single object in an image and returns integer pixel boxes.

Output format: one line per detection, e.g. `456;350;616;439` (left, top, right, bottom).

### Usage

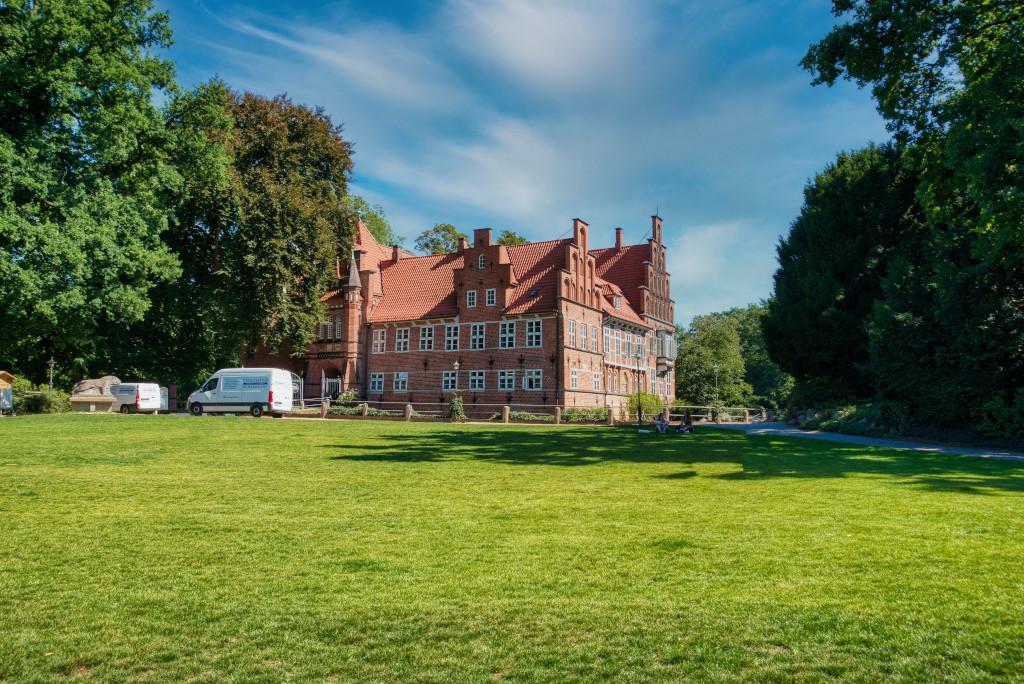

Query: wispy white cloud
165;0;889;323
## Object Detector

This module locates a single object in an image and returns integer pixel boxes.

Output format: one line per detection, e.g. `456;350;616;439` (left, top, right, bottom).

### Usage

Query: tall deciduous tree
724;303;793;408
763;144;924;401
0;0;181;381
674;315;749;407
415;223;467;254
144;83;355;388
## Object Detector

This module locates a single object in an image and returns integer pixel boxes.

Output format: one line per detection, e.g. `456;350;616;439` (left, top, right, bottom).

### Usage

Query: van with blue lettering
186;368;294;418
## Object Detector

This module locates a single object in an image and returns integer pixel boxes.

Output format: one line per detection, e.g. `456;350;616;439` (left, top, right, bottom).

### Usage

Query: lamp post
452;360;460;392
634;346;645;427
47;357;55;394
712;363;719;422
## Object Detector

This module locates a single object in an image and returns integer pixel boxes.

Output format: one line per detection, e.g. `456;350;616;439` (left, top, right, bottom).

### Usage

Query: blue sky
158;0;889;325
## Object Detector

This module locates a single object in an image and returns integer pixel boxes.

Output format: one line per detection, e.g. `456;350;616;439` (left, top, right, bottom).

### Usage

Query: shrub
11;378;70;414
489;411;553;422
973;390;1024;440
562;407;609;423
447;395;467;421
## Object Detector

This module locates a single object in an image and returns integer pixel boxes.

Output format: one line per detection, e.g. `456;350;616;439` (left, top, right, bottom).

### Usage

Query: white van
110;383;162;414
187;368;294;418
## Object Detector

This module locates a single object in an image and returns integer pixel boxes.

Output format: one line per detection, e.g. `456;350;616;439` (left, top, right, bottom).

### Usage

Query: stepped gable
592;244;647;312
504;239;570;315
369;252;465;322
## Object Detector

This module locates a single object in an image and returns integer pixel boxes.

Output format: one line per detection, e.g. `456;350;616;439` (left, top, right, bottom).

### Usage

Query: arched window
478;254;486;269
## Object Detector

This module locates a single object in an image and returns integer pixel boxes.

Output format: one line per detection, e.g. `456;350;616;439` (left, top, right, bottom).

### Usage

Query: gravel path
707;421;1024;462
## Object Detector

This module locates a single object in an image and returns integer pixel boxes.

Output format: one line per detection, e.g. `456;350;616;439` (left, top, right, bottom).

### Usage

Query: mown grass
1;414;1023;682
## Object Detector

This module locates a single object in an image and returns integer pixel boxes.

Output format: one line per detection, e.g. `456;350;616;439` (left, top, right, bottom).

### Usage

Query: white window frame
568;320;576;347
326;319;334;339
486;288;496;306
592;326;598;352
603;327;610;355
445;324;459;351
471;323;485;350
442;371;457;391
478;254;485;269
335;315;343;339
499;321;515;349
469;370;485;390
523;369;542;390
369;373;383;392
581;323;588;350
593;372;601;391
419;325;434;351
526;319;542;347
498;370;515;390
467;290;476;308
395;328;410;352
372;329;386;354
570;369;578;389
393;372;408;391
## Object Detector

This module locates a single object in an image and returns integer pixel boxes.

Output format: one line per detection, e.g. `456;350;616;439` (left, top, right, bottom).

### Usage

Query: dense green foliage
0;3;356;391
496;229;528;246
675;315;749;407
0;0;181;381
764;144;924;401
415;223;467;254
142;84;354;389
724;303;793;408
676;305;792;409
344;194;404;247
772;2;1024;437
3;416;1024;680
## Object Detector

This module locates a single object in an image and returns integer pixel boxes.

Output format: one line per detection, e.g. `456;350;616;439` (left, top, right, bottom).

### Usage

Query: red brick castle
251;215;677;414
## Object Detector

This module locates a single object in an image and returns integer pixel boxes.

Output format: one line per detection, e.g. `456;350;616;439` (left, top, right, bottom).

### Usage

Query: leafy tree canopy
0;0;181;381
139;82;355;389
721;303;793;408
762;143;924;399
343;195;404;247
674;315;749;407
415;223;467;254
496;229;528;246
803;0;1024;268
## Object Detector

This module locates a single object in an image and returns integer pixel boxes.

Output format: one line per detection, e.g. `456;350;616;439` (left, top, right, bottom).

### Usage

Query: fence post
554;406;561;424
607;408;615;426
320;398;330;419
361;402;369;417
502;405;510;424
404;404;413;421
743;409;749;423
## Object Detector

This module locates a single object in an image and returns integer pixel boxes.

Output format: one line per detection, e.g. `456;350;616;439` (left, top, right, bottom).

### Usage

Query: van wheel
120;404;131;414
250;404;264;418
189;402;203;417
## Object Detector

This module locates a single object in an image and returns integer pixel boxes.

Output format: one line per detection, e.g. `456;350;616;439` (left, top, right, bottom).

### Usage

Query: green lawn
1;415;1023;682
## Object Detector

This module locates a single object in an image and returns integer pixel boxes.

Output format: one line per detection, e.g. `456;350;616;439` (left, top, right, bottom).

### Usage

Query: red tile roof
369;252;465;322
592;245;648;312
505;239;569;315
598;279;647;326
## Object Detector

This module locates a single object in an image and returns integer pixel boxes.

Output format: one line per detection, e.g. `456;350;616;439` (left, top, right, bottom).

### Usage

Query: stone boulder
72;376;121;396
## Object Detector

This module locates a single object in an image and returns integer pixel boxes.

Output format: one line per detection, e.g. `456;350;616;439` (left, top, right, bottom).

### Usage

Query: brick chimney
457;237;469;252
474;228;493;247
615;227;623;252
392;245;401;263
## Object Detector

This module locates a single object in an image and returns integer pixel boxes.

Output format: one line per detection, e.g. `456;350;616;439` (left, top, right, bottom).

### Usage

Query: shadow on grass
320;426;1024;496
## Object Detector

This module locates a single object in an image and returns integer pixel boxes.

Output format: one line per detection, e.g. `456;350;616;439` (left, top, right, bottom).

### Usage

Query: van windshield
200;378;219;392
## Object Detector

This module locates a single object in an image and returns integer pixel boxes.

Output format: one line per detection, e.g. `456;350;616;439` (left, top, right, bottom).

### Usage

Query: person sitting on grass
676;410;694;434
654;414;669;433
